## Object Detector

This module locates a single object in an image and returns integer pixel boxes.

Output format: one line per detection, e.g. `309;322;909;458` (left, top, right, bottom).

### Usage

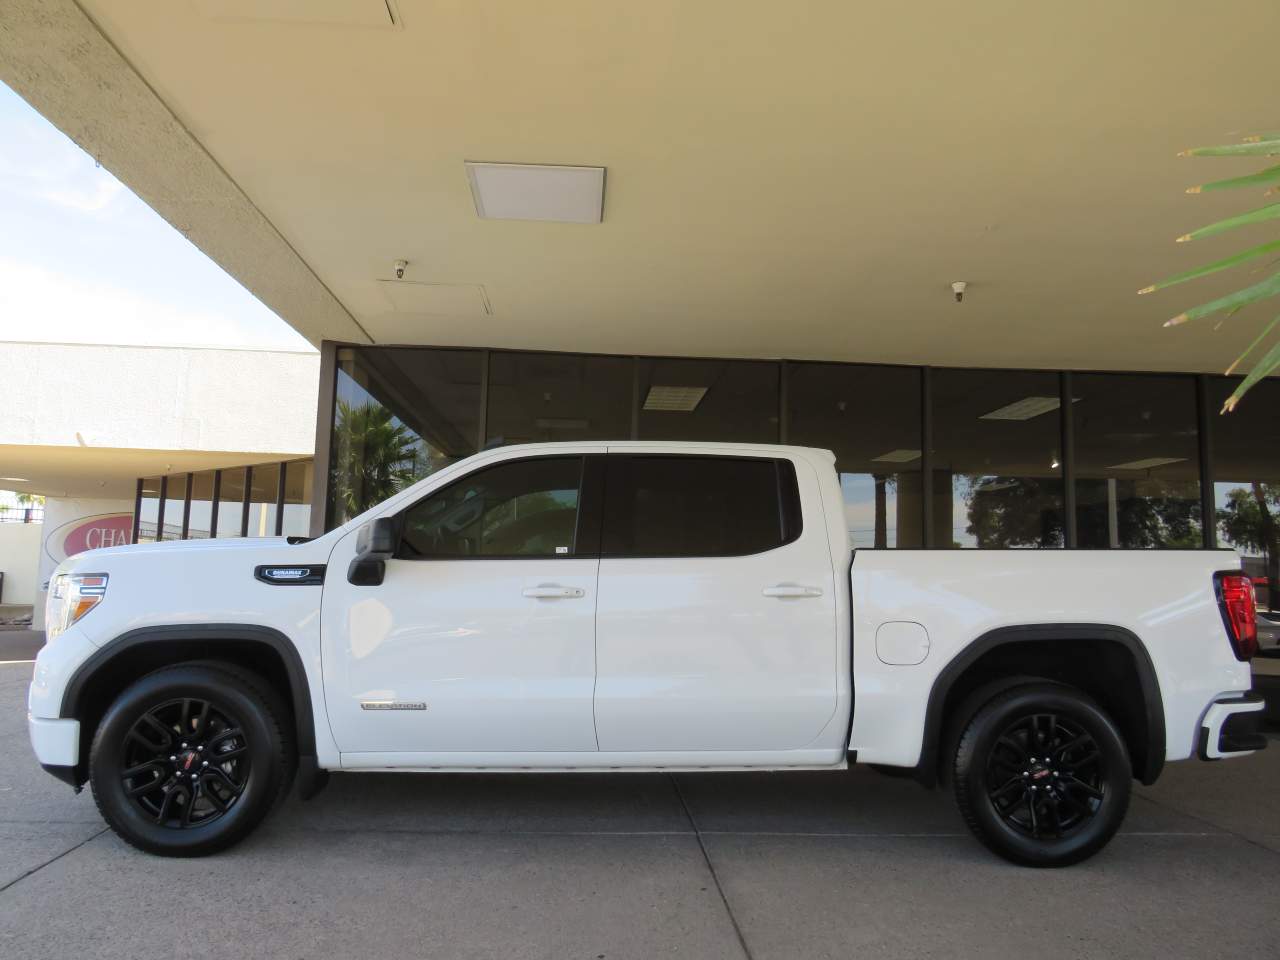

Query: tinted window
399;457;583;558
602;456;798;558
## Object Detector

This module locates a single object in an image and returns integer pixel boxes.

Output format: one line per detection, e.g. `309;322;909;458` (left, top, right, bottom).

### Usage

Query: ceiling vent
1106;457;1186;471
871;449;922;463
465;162;605;224
193;0;398;27
377;281;492;317
980;396;1062;421
643;386;707;412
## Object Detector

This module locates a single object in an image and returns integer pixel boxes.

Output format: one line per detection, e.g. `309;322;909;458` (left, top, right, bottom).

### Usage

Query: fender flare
61;623;317;760
914;623;1165;786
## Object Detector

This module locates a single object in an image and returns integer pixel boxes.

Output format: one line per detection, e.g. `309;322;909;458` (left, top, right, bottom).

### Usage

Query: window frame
392;454;597;561
598;453;803;560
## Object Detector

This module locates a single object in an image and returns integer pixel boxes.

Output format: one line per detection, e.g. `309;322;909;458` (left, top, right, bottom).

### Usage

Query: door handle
762;584;824;598
522;584;585;599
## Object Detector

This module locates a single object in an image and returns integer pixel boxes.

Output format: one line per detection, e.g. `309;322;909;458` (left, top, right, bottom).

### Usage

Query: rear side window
399;456;583;558
601;455;801;558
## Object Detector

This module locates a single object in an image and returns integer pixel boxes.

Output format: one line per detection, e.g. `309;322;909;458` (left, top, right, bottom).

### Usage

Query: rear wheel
953;682;1131;867
89;663;293;856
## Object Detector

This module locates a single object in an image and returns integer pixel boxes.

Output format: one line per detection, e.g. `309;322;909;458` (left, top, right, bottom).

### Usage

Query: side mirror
348;517;398;585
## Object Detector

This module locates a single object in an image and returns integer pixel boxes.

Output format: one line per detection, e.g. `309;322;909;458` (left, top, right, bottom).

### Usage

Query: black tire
89;662;294;857
953;682;1131;867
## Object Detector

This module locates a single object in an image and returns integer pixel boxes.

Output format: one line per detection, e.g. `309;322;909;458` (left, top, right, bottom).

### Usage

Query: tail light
1215;571;1258;662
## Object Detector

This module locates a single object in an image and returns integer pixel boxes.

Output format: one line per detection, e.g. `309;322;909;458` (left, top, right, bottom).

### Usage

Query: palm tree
329;401;421;523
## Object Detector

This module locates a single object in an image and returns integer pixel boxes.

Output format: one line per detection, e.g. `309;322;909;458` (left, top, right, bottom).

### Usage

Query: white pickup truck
28;442;1267;865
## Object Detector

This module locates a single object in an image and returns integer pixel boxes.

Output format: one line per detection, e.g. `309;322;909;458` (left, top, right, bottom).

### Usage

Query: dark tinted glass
487;352;632;444
136;476;162;543
330;347;483;527
933;369;1065;548
399;457;583;558
187;472;215;539
1211;376;1280;613
637;358;779;442
602;456;792;557
787;362;922;548
1073;374;1201;548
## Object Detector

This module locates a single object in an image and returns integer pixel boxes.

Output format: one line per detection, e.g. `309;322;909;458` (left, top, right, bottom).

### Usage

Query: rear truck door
592;450;838;752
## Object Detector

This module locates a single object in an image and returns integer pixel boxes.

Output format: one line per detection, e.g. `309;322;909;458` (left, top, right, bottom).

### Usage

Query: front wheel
953;682;1131;867
89;663;293;856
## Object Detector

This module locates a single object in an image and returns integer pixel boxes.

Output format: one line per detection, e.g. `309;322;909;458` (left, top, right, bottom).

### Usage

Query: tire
89;662;294;856
953;682;1131;867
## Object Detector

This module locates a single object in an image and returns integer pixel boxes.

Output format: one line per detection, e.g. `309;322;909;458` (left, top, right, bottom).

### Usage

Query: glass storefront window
787;362;922;547
1212;376;1280;614
136;477;162;543
161;475;187;541
281;459;313;538
933;369;1065;549
486;352;632;445
187;472;215;539
1073;374;1202;549
216;468;247;538
637;358;779;443
330;347;483;527
247;463;281;537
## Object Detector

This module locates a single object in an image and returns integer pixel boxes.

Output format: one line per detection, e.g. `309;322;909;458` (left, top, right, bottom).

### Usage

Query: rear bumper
1198;692;1268;760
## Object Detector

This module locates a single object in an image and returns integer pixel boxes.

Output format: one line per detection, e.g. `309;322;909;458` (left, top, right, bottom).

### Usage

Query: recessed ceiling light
980;397;1063;421
1106;457;1186;471
643;386;707;412
0;477;28;482
465;162;605;223
871;449;922;463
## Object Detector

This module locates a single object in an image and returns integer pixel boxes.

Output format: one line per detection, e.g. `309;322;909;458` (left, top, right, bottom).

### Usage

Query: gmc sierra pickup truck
28;442;1267;865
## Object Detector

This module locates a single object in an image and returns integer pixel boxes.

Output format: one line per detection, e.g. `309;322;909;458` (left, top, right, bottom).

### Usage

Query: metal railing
0;506;43;523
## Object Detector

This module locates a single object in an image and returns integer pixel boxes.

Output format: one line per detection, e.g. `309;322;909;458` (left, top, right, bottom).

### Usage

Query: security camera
393;259;408;280
951;280;967;303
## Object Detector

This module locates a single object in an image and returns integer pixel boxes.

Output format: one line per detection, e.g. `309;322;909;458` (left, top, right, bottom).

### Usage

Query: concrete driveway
2;652;1278;960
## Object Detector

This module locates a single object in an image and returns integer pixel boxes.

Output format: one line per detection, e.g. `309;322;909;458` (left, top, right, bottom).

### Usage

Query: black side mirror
348;517;398;585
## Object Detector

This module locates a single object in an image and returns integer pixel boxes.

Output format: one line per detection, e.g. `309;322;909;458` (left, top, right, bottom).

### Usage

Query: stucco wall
0;522;43;606
0;342;319;454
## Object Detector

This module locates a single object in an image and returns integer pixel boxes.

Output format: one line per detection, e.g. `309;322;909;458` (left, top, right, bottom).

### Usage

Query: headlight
46;573;108;642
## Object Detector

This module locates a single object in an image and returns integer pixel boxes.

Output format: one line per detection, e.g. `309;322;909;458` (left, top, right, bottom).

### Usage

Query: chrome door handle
522;585;585;599
762;584;823;598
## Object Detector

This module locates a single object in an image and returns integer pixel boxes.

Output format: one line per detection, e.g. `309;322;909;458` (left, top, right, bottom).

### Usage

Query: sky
0;82;314;352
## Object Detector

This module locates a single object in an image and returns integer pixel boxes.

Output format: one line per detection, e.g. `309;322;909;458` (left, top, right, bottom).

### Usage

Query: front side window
399;457;583;558
602;456;799;558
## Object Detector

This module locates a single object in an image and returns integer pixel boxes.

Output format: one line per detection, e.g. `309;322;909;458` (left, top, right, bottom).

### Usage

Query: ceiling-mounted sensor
951;281;967;303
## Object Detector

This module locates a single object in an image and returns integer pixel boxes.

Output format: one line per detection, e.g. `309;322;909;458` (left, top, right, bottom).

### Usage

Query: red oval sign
61;514;133;557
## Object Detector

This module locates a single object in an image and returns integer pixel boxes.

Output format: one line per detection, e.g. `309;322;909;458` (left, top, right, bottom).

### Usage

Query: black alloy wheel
118;697;250;828
953;682;1131;867
90;663;293;856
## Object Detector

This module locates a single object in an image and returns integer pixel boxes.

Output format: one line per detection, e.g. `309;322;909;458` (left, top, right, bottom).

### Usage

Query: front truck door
593;452;838;753
321;453;603;757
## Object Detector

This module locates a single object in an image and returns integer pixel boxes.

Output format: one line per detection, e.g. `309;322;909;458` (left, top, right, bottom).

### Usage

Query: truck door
320;452;602;755
593;451;838;752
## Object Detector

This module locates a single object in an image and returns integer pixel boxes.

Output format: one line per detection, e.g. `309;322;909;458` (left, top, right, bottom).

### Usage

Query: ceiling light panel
643;386;707;412
1106;457;1186;471
871;449;922;463
465;163;605;223
979;396;1062;421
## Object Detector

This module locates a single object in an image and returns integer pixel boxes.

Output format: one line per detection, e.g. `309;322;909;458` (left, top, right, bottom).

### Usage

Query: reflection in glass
187;472;215;539
1212;377;1280;614
637;358;778;443
281;459;313;538
161;475;187;541
787;363;922;547
136;477;162;543
329;348;483;527
933;370;1064;548
216;468;246;538
1073;374;1201;548
247;463;281;537
487;352;632;445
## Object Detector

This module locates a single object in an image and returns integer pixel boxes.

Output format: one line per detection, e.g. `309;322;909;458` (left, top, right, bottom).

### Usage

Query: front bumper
1198;692;1268;760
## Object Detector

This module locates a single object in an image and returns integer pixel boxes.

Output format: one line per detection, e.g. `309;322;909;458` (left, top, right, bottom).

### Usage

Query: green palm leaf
1140;238;1280;294
1164;270;1280;327
1225;313;1280;375
1180;139;1280;158
1176;203;1280;243
1186;164;1280;194
1223;335;1280;412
